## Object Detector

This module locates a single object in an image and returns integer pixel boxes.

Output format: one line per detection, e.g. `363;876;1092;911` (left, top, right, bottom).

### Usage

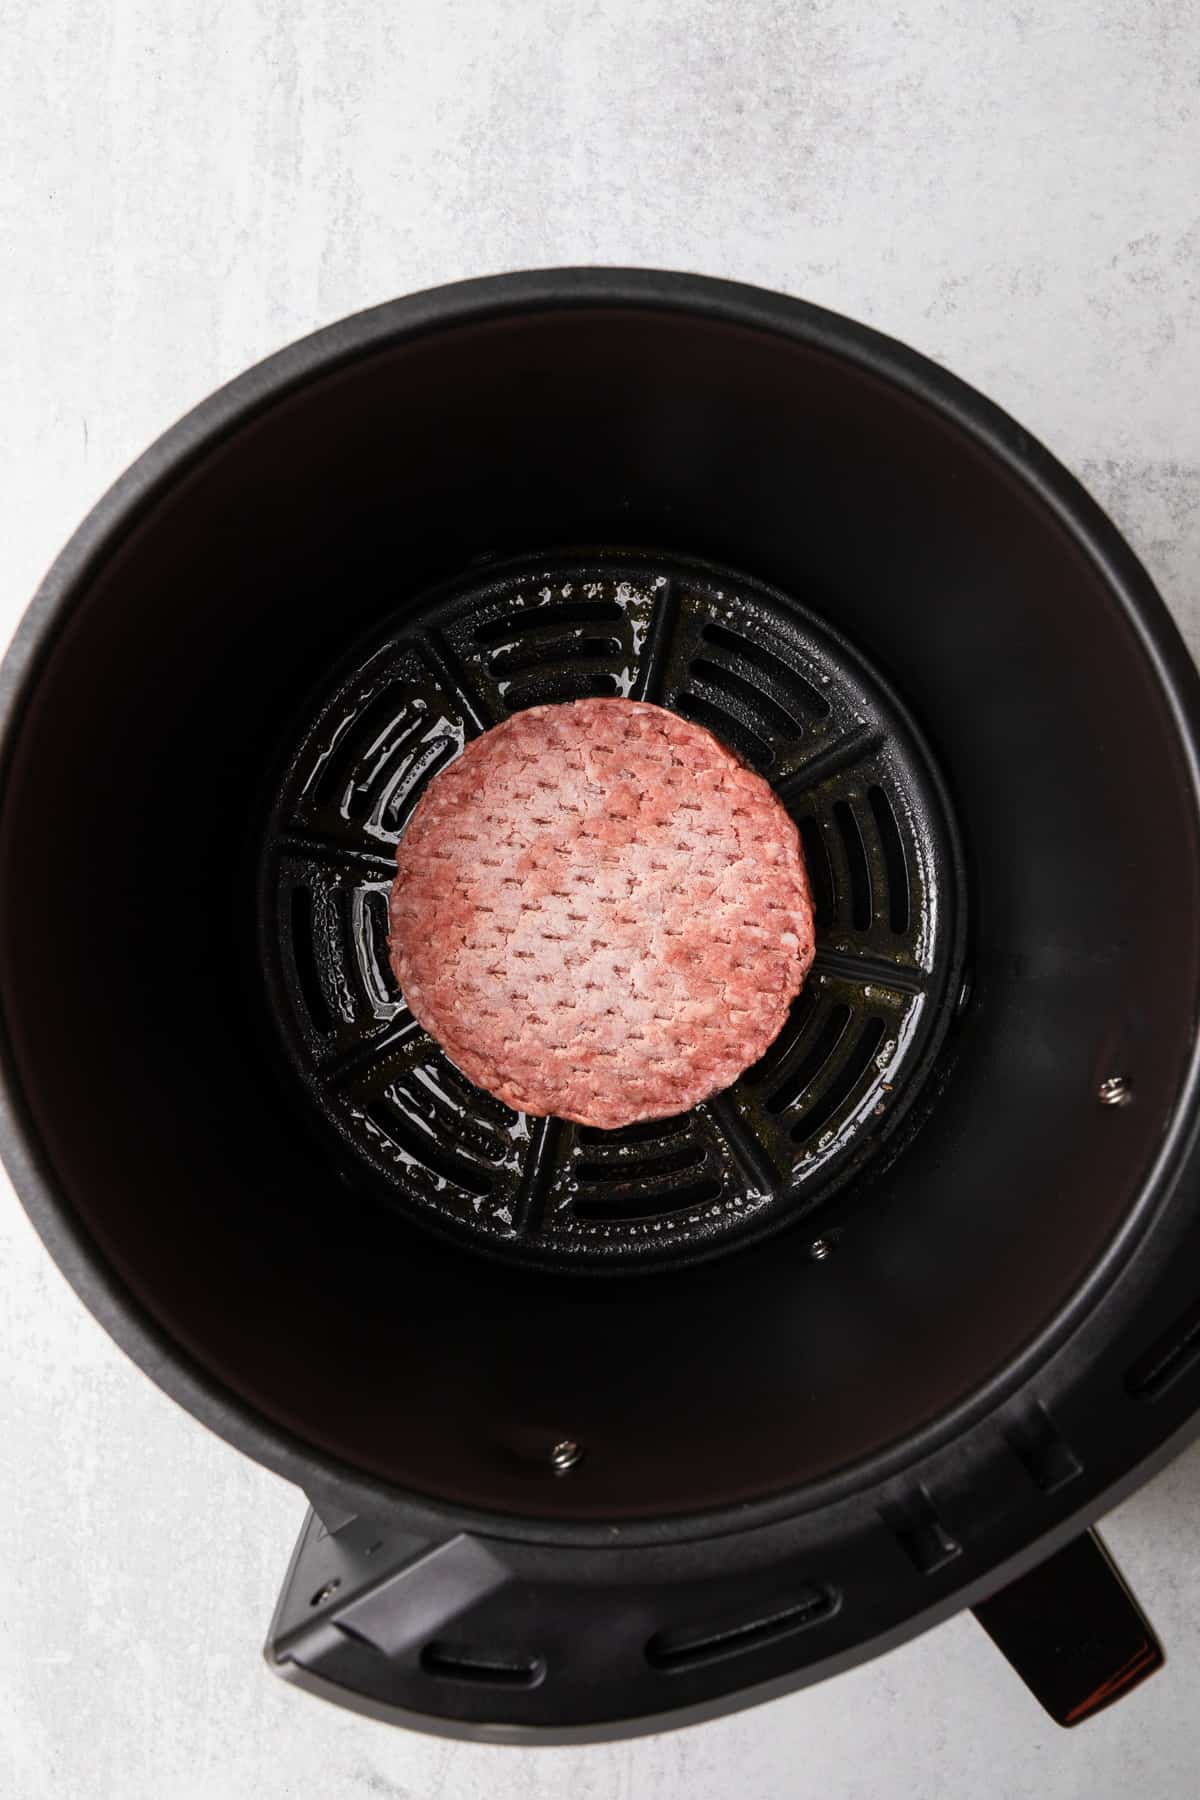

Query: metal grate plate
259;552;965;1270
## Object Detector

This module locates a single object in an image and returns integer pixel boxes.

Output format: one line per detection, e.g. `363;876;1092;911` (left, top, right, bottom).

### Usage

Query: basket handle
973;1529;1163;1725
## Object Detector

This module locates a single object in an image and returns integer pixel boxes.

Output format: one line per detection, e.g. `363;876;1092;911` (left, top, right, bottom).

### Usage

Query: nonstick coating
1;273;1199;1539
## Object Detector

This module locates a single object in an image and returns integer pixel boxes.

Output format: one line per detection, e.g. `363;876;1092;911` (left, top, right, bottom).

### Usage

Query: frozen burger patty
388;697;815;1130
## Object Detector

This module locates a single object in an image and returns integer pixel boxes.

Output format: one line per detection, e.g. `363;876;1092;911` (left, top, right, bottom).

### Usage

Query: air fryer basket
2;271;1200;1739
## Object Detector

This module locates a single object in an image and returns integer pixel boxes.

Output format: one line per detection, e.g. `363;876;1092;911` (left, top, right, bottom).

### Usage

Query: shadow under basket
1;270;1198;1740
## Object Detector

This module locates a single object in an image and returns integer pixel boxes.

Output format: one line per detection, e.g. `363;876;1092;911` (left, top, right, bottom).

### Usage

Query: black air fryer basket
3;270;1200;1740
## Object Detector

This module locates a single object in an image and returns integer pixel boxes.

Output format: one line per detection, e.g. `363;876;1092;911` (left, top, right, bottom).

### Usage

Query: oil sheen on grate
260;552;964;1270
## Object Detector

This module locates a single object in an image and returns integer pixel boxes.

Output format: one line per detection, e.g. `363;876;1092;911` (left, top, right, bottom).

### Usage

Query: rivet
551;1439;583;1474
1098;1075;1132;1108
809;1237;834;1262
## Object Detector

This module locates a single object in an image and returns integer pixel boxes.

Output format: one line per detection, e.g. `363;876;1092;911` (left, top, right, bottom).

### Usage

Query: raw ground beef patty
388;697;815;1129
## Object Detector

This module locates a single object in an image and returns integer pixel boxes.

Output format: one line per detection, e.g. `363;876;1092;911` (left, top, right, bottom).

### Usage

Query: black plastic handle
973;1530;1163;1725
271;1504;1164;1735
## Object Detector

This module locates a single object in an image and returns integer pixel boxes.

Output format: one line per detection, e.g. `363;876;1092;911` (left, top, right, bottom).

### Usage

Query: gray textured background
2;3;1199;1795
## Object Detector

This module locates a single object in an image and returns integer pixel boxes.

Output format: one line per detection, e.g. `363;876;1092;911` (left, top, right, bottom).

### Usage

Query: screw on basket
551;1439;583;1475
1098;1076;1132;1108
809;1237;834;1262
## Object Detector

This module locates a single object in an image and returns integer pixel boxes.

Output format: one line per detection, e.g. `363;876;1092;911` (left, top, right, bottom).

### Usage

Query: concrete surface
2;1;1199;1795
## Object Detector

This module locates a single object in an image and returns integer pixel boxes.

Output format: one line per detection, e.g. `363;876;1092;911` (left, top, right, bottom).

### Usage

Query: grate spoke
630;577;682;703
275;833;399;875
775;725;886;805
416;627;495;734
512;1115;571;1236
811;947;929;998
